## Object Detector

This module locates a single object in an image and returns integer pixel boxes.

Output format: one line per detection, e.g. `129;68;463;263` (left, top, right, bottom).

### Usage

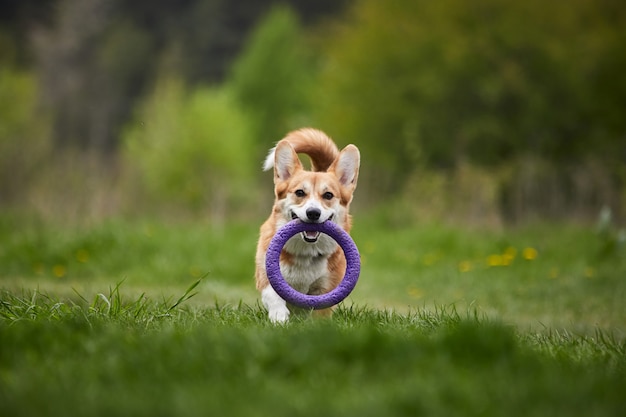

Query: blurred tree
120;0;346;83
0;69;50;204
124;78;255;219
229;6;315;156
34;0;155;152
15;0;346;153
314;0;626;178
0;0;56;66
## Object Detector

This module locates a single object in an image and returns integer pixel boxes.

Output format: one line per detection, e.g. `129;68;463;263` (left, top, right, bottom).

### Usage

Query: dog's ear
274;141;302;183
330;144;360;191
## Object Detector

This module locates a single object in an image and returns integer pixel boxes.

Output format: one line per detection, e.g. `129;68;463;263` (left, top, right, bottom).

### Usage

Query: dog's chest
280;255;328;294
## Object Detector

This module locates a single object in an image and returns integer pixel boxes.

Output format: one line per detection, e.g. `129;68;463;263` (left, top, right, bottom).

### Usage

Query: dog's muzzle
289;210;325;243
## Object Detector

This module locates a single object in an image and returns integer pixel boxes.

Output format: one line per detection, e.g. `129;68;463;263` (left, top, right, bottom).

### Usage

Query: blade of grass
166;278;203;313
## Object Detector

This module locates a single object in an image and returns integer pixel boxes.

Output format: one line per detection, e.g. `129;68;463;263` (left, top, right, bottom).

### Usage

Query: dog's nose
306;208;321;221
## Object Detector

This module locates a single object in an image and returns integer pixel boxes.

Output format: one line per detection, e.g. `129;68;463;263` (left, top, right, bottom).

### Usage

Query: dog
255;128;360;323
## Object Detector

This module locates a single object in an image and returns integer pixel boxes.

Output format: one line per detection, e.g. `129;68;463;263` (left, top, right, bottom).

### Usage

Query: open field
1;213;625;416
3;1;625;415
2;212;624;332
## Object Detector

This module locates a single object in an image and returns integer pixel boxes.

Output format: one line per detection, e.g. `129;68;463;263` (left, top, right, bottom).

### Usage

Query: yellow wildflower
522;247;538;260
458;261;472;273
407;286;424;299
487;254;504;267
53;265;67;278
502;247;517;265
549;267;559;279
76;249;89;263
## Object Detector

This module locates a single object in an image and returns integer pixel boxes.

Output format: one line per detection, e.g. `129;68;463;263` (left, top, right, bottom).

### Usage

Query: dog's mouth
290;211;334;243
301;230;320;243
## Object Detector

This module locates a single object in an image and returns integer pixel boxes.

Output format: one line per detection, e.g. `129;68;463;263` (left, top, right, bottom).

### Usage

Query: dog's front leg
261;286;290;323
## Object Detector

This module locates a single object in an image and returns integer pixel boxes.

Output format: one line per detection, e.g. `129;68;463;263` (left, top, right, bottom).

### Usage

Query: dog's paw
268;306;290;324
262;286;290;324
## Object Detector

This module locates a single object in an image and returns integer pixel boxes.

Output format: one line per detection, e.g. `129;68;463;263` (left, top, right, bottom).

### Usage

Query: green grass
1;289;624;417
1;213;625;416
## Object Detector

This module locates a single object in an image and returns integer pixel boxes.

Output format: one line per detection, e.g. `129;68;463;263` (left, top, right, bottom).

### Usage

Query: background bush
315;0;626;171
311;0;626;221
229;6;316;159
0;68;51;205
1;0;624;224
124;78;255;220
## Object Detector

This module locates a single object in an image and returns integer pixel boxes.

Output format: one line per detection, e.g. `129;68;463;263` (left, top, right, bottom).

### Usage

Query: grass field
1;212;625;416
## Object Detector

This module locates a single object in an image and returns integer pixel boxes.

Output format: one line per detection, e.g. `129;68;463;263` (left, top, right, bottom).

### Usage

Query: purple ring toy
265;220;361;309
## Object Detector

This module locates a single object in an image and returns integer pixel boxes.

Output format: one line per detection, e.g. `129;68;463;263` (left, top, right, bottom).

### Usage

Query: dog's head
272;141;360;246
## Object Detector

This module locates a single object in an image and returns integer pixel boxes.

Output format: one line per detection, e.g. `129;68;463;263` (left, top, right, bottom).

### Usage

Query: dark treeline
1;0;346;152
1;0;625;225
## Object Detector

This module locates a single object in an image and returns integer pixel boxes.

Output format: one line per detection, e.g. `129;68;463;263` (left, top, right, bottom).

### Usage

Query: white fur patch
262;146;276;171
280;252;331;294
290;200;335;225
335;145;360;187
261;286;290;323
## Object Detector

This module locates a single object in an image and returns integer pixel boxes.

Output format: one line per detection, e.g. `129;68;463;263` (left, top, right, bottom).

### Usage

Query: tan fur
255;128;360;321
278;128;340;171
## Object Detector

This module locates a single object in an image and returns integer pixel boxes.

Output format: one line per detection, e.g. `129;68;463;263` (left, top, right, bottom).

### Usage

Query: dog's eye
294;189;306;197
322;191;334;200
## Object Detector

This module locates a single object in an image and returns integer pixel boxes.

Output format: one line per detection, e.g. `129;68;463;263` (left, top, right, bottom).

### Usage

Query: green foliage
314;0;626;176
0;68;50;202
0;280;199;326
2;212;626;415
124;78;255;212
1;213;625;332
0;216;257;291
96;19;154;92
1;289;625;417
352;210;626;332
595;206;626;259
230;6;315;152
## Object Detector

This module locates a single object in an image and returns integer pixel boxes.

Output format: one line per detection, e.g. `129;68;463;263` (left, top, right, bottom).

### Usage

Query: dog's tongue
304;231;320;240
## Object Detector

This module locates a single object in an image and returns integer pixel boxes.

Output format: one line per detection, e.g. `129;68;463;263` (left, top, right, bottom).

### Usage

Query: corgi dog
255;128;360;323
